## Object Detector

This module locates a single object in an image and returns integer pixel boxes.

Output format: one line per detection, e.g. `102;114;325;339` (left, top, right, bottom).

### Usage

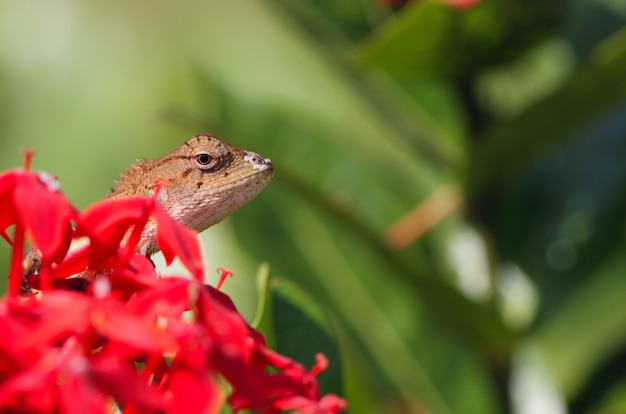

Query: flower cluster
0;151;347;414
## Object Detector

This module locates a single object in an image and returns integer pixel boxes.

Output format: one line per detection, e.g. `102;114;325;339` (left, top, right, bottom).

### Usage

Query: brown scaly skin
110;134;274;255
22;134;274;280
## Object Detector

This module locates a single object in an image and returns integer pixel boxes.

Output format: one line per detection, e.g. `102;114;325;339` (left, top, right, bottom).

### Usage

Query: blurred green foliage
1;0;626;413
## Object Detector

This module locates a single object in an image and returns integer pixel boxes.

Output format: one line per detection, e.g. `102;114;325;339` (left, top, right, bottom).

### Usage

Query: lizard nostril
244;151;272;172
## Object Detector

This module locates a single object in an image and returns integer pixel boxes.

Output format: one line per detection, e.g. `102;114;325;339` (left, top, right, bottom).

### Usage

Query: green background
1;0;626;413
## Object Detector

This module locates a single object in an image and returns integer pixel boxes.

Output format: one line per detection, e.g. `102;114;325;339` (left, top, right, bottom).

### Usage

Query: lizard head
111;134;274;253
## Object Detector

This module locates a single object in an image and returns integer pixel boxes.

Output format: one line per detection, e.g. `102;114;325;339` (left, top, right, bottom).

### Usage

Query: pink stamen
20;148;36;171
309;353;328;377
216;267;233;291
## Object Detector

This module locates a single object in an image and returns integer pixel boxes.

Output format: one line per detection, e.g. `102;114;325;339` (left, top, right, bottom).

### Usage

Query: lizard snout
244;151;273;173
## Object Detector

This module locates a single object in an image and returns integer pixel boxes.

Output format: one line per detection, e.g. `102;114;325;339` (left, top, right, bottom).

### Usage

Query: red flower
0;153;77;294
0;156;347;414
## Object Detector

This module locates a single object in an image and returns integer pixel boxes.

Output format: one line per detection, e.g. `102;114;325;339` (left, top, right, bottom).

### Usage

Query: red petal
79;198;150;239
319;394;349;413
58;375;110;414
271;394;348;413
0;347;61;412
164;369;222;414
93;304;178;353
78;198;151;267
0;318;32;368
271;396;315;411
89;356;165;411
195;289;260;402
198;289;250;355
104;253;160;294
51;238;90;277
154;204;204;281
0;171;18;233
124;277;191;317
14;173;75;263
22;293;94;348
126;253;159;278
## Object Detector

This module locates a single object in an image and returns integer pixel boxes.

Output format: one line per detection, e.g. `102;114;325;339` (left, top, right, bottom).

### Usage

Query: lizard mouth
209;163;274;195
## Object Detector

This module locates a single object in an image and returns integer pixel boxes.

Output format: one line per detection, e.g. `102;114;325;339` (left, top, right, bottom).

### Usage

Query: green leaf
351;0;557;78
232;180;504;414
251;263;275;350
352;1;481;76
252;264;343;396
467;26;626;195
533;248;626;397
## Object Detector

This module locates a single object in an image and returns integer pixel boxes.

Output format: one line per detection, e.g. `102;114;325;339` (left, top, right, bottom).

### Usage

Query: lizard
22;133;274;280
107;133;274;255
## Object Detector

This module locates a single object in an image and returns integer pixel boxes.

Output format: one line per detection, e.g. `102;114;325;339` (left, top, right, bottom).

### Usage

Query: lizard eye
195;153;213;165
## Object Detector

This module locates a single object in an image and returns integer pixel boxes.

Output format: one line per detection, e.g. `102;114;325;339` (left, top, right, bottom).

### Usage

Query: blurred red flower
0;155;346;414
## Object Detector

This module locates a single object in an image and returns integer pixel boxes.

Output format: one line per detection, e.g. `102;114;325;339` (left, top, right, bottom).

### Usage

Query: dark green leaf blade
253;266;343;396
467;27;626;195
